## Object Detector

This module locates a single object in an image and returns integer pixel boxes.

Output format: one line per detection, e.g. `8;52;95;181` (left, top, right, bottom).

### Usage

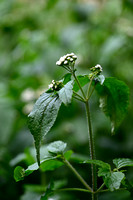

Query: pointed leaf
95;77;129;133
58;80;73;105
28;93;62;165
73;75;90;92
113;158;133;169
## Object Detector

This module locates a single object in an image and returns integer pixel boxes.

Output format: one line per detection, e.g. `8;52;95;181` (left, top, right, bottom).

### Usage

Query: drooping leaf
113;158;133;169
95;77;129;133
73;75;90;92
100;171;125;191
47;141;67;155
28;93;62;165
58;80;73;105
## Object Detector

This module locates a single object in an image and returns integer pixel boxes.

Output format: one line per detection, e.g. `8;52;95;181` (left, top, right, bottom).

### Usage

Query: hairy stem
85;101;97;200
63;158;92;192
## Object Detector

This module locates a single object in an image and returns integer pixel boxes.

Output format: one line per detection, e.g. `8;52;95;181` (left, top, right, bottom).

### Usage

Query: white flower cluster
94;64;102;73
90;64;102;75
56;53;77;66
48;80;62;91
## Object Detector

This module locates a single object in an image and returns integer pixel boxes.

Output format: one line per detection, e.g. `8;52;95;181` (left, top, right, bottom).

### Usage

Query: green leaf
28;93;62;165
83;159;111;170
14;166;25;182
113;158;133;169
95;77;129;133
63;73;72;84
73;75;90;92
47;141;67;155
58;80;73;105
103;172;125;191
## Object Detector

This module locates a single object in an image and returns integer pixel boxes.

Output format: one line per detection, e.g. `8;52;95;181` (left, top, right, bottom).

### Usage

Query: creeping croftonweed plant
14;53;132;200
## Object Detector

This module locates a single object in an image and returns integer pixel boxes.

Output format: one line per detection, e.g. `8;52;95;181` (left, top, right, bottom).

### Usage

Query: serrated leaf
47;141;67;155
83;159;111;170
113;158;133;169
28;93;62;165
95;77;129;134
103;172;125;191
58;80;73;105
14;166;25;182
73;75;90;92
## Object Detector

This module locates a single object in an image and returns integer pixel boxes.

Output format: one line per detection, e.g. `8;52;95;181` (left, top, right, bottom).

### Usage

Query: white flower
48;83;53;89
95;64;102;72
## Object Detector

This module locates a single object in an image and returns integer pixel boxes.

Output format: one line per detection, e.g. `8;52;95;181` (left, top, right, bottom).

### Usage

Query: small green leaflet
58;80;73;105
113;158;133;169
14;166;25;182
73;75;90;92
95;77;129;134
28;93;62;165
47;140;67;155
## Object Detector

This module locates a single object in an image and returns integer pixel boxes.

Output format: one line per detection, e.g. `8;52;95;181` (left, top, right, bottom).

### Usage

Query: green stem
85;101;97;200
63;158;92;192
87;78;93;99
56;187;92;193
73;95;85;102
96;183;105;193
72;72;86;100
73;91;86;102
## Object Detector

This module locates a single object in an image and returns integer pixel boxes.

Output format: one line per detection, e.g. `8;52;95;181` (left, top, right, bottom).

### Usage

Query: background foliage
0;0;133;199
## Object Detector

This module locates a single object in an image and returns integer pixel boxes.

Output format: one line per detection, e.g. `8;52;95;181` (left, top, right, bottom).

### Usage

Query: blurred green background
0;0;133;199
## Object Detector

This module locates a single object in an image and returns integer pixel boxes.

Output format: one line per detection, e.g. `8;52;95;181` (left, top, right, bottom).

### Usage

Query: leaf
28;93;62;165
58;80;73;105
14;146;73;182
102;172;125;191
95;77;129;133
73;75;90;92
47;141;67;155
83;159;111;170
14;166;25;182
113;158;133;169
63;73;72;84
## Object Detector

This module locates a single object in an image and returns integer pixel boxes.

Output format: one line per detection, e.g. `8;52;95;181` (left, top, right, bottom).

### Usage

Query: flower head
56;53;77;67
48;80;63;91
90;64;102;75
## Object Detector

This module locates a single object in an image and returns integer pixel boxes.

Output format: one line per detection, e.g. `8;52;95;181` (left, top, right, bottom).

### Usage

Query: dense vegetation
0;0;133;200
